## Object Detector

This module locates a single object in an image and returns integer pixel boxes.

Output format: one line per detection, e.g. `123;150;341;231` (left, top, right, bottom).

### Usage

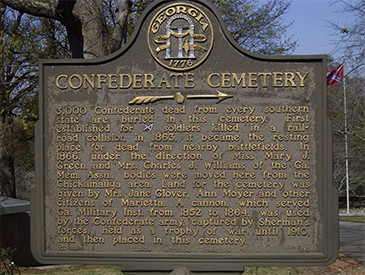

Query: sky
284;0;352;59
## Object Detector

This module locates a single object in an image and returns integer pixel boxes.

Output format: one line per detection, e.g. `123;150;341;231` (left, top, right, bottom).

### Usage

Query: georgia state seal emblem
148;3;213;71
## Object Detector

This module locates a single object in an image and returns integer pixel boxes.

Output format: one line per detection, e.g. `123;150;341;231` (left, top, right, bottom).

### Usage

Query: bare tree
0;0;131;58
329;0;365;74
213;0;297;54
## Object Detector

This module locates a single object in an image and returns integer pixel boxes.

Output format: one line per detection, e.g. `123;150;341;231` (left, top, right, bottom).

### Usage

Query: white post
343;75;350;214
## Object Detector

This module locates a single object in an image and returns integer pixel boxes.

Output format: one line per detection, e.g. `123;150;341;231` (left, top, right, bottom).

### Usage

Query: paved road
340;221;365;264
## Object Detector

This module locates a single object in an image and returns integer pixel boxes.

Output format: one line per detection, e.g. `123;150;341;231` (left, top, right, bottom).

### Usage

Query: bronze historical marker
32;0;338;272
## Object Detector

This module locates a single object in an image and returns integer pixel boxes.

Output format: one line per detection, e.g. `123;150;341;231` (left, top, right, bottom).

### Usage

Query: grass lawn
2;253;364;275
13;263;365;275
339;215;365;223
9;254;364;275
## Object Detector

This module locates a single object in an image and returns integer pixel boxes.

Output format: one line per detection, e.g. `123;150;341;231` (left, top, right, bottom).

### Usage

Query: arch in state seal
148;2;214;71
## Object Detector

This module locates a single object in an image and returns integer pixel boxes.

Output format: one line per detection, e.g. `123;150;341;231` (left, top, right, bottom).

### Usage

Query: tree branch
0;0;58;19
111;0;132;53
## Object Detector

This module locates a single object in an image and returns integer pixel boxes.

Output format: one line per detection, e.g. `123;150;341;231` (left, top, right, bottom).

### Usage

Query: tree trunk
56;0;113;58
